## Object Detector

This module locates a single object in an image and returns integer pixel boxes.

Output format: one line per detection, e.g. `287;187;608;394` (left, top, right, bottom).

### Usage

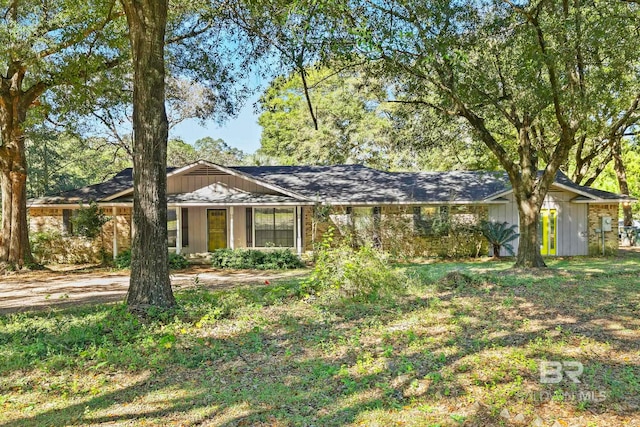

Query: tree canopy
257;65;498;171
344;0;640;266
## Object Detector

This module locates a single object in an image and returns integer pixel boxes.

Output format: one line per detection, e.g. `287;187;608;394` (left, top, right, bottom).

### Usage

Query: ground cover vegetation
0;252;638;426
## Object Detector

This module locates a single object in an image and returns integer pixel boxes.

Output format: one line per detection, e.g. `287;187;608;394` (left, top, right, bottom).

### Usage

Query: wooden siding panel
233;206;247;248
488;193;519;256
490;190;589;257
186;207;207;253
166;170;280;195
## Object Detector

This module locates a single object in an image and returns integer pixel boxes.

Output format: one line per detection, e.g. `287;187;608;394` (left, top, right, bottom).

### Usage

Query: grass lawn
1;255;639;426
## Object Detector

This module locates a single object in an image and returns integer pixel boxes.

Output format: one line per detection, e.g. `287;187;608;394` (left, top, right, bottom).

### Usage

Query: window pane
167;209;177;247
254;208;294;247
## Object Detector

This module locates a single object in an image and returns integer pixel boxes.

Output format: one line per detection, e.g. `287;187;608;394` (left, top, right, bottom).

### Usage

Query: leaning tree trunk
0;104;33;267
514;199;546;268
122;0;175;310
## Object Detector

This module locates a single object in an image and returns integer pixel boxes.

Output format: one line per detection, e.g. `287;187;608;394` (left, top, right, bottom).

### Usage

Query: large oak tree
0;0;127;267
350;0;639;267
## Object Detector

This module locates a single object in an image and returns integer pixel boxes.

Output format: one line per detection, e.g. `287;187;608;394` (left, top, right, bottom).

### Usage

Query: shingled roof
28;162;632;206
234;165;513;203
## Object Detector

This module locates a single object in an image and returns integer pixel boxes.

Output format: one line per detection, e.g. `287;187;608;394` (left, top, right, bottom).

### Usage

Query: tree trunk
0;106;33;267
492;244;501;259
514;200;546;268
122;0;175;310
612;137;633;226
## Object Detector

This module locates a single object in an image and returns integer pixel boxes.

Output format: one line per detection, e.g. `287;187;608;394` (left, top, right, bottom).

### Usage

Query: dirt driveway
0;266;307;314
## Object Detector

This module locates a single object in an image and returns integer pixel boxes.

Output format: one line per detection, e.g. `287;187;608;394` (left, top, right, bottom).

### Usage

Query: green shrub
115;249;191;270
480;220;519;258
210;248;304;270
169;252;189;269
114;249;132;269
303;231;408;300
71;202;109;238
30;230;61;262
30;230;104;264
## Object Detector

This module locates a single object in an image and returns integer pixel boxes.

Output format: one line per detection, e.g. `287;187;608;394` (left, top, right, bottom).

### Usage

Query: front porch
167;204;310;256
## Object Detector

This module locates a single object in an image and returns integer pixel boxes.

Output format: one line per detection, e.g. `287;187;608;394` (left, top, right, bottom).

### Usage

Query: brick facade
587;204;619;255
303;204;489;258
29;207;132;263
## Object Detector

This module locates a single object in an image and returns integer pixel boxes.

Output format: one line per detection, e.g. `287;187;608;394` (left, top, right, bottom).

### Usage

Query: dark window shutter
246;208;253;247
62;209;73;235
181;208;189;247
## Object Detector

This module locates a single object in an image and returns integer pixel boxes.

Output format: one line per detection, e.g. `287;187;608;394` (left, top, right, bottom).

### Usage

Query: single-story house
27;160;633;261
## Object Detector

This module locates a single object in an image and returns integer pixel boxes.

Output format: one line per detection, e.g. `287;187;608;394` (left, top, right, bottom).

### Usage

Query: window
349;207;381;246
167;208;189;248
168;209;177;247
254;208;295;247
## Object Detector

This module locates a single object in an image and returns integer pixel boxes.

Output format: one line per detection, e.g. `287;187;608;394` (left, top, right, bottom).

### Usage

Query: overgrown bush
327;206;486;259
71;202;109;238
30;230;105;264
30;230;60;262
210;248;304;270
169;252;189;269
114;249;132;269
303;230;408;300
114;249;190;270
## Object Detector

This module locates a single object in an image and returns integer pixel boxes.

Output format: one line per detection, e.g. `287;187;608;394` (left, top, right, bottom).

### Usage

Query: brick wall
587;203;619;255
28;207;132;263
303;204;488;258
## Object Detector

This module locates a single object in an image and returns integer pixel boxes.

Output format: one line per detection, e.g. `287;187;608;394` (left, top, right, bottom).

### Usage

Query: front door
207;209;227;251
539;209;557;256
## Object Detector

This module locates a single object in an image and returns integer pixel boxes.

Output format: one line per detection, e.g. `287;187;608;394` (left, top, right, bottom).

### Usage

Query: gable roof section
29;167;174;206
484;170;634;203
104;160;309;202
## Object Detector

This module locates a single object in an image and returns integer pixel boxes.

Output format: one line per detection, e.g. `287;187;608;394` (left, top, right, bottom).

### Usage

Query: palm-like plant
480;221;520;259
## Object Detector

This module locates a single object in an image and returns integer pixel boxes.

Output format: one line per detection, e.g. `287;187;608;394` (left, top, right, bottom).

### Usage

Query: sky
171;93;263;155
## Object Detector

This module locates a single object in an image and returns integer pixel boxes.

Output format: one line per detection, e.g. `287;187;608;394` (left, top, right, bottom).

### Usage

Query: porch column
112;206;118;260
296;206;302;255
229;207;235;249
176;207;182;255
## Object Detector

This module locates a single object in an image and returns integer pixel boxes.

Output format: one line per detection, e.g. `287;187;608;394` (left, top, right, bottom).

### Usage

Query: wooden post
229;207;235;249
112;206;118;260
296;206;302;255
176;207;182;255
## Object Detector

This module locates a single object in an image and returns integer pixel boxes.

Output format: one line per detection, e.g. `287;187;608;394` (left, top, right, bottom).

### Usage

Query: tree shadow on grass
1;271;639;426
